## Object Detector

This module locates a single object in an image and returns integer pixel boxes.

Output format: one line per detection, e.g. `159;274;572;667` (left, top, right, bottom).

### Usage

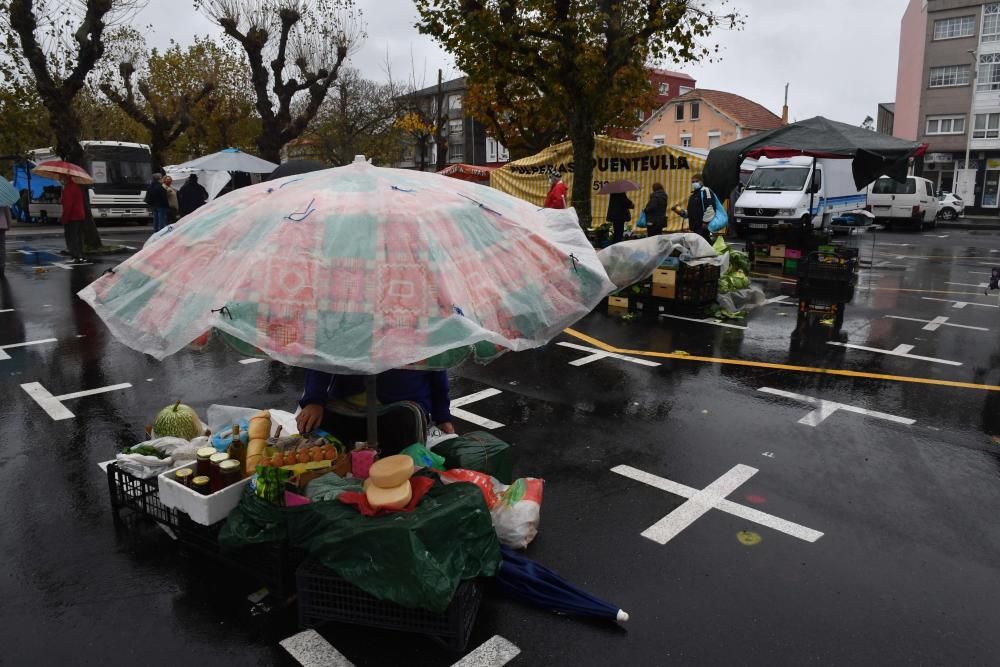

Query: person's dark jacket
643;190;668;228
606;192;634;223
300;369;453;425
144;179;168;209
687;187;712;233
178;179;209;217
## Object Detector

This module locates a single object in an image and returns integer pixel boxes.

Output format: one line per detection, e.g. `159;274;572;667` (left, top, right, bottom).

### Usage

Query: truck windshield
871;177;915;195
745;167;810;191
83;145;152;193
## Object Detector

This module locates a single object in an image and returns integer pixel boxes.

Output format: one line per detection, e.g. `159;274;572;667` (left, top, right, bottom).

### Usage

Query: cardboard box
652;268;677;286
785;248;803;259
608;295;629;308
652;282;676;299
769;244;786;258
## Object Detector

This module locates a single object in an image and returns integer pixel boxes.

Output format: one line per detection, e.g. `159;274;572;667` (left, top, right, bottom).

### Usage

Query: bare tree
1;0;146;248
197;0;364;163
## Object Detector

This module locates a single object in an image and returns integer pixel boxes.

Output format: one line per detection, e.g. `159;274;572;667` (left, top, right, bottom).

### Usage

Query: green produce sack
220;480;500;612
433;431;514;484
400;443;446;471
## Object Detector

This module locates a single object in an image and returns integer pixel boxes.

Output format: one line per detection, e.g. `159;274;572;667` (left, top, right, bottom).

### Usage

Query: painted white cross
450;388;505;429
0;337;57;360
21;381;132;420
280;630;521;667
762;294;792;306
660;313;747;330
611;464;823;545
923;297;999;310
758;387;916;427
827;341;962;366
556;341;661;367
452;636;522;667
885;315;989;332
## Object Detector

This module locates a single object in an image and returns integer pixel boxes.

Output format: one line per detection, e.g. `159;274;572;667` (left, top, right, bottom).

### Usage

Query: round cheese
368;455;414;489
366;480;412;510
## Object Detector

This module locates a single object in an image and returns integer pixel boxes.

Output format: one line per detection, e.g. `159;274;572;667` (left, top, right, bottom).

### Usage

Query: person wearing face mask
684;173;714;242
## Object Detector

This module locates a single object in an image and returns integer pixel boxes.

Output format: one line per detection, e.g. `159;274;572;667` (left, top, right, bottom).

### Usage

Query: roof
673;89;783;130
879;102;896;113
402;76;468;99
650;68;696;82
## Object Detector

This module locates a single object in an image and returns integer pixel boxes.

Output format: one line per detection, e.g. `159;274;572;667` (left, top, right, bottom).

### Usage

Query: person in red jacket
543;172;568;209
59;175;86;262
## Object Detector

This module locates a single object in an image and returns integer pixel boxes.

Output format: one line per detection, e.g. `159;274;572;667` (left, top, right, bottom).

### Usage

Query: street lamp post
962;47;979;202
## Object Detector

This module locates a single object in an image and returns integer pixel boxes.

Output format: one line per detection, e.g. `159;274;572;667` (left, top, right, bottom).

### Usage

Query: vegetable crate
106;462;178;531
296;559;482;653
174;513;303;599
799;250;858;285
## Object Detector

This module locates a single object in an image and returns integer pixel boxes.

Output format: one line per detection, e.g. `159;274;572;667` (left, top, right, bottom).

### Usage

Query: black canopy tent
702;116;927;200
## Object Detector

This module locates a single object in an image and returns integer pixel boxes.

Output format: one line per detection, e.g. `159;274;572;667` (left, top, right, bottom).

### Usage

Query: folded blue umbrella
494;546;629;623
0;175;18;207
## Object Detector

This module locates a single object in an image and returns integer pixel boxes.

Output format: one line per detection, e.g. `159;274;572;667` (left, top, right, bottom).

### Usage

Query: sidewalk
8;224;153;237
938;214;1000;230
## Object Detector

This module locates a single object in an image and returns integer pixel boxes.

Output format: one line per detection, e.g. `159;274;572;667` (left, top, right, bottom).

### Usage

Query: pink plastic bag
351;448;377;480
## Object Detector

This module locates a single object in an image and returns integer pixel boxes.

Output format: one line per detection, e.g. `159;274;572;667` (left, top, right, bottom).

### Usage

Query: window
681;137;692;147
925;115;966;135
979;53;1000;90
974;113;1000;138
985;3;1000;42
926;181;934;197
658;83;669;95
653;135;665;146
707;131;721;149
811;169;823;191
449;143;464;161
448;94;463;110
934;15;975;40
675;104;684;121
691;102;700;120
928;64;971;87
448;119;463;136
637;109;645;121
872;177;917;195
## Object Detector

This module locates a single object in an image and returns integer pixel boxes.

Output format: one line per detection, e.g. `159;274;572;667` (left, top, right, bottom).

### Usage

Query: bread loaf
246;437;267;474
248;412;271;440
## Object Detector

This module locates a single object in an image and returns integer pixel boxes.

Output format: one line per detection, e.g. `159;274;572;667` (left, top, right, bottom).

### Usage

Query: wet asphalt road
2;227;1000;665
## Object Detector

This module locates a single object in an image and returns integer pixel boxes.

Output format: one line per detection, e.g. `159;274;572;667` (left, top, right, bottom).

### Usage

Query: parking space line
280;629;354;667
239;358;265;365
451;635;521;667
758;387;915;427
450;388;505;429
557;342;661;367
885;315;989;332
0;337;57;360
21;381;132;420
945;281;988;289
0;308;14;313
827;341;962;366
659;313;747;330
762;295;792;305
611;464;824;544
922;297;999;310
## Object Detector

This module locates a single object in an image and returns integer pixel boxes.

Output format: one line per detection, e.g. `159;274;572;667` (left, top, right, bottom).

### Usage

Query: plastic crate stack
605;257;719;315
796;246;859;316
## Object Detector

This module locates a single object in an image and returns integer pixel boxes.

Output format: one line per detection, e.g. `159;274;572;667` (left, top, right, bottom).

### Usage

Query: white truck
732;156;868;234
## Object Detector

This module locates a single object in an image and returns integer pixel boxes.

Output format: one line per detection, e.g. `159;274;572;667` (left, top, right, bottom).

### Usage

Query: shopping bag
708;192;729;232
636;210;647;228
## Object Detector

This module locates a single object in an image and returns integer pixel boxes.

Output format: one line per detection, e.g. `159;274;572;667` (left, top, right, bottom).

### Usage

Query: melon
153;400;202;440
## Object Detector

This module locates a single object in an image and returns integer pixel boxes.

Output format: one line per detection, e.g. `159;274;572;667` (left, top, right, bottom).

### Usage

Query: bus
21;140;153;222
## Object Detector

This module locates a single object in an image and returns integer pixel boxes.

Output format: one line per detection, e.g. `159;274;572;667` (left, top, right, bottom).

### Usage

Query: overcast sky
136;0;907;125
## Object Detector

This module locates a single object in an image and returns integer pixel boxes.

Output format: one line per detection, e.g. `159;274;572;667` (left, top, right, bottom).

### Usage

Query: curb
937;221;1000;230
9;225;152;237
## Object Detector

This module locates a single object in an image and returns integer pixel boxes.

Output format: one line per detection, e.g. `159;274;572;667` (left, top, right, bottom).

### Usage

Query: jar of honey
192;475;211;495
196;447;216;478
174;467;194;487
219;458;242;489
209;452;230;491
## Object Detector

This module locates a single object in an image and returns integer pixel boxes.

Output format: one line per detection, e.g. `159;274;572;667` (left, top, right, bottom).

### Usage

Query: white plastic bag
439;469;544;549
115;452;174;479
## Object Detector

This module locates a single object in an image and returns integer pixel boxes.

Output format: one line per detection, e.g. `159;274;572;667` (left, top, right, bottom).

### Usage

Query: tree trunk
257;127;283;164
52;105;102;249
569;126;595;229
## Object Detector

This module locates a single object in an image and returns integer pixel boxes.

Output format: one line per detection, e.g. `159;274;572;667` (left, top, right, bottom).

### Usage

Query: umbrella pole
365;375;378;448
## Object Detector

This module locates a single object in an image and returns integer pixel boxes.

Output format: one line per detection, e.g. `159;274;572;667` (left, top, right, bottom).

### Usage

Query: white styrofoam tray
158;468;251;526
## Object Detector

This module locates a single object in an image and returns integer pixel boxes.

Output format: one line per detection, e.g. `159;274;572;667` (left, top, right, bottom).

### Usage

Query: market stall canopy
702;116;927;198
78;158;614;374
174;148;278;174
163;166;231;202
267;159;327;181
438;163;496;182
0;175;18;207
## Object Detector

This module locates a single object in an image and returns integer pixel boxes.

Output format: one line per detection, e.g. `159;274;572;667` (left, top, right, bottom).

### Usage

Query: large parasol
32;160;93;185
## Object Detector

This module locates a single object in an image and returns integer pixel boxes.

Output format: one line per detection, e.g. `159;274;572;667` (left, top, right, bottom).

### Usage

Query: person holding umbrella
642;182;669;236
59;174;86;262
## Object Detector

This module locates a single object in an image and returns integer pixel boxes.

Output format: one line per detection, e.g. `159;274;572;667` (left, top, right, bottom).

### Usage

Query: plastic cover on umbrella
495;547;629;623
79;159;615;374
0;175;18;207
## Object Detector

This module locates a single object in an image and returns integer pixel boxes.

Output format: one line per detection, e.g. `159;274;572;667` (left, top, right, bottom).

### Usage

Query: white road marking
879;242;913;247
885;315;989;332
762;294;792;305
280;629;354;667
450;388;505;429
758;387;915;427
945;281;988;289
50;261;93;270
923;297;999;310
611;464;823;544
0;337;57;360
557;341;661;367
239;358;265;365
826;341;961;366
451;635;522;667
969;271;994;276
21;381;132;420
660;313;747;330
0;308;13;313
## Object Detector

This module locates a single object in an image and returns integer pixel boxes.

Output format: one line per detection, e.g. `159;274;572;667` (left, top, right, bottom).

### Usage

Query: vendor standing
297;369;455;436
684;173;714;242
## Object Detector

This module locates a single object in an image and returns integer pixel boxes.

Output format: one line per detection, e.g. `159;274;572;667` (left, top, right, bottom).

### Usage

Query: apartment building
607;69;697;139
896;0;1000;209
633;89;782;150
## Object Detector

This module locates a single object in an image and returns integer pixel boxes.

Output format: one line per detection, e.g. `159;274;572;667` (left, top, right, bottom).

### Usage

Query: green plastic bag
220;481;501;612
433;431;514;484
400;443;447;471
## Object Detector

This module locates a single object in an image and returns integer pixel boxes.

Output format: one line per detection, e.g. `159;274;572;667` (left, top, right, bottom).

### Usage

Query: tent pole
807;156;817;236
365;374;378;448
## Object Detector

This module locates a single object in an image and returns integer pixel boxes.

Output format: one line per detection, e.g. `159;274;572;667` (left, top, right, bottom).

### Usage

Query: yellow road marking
751;274;988;297
563;328;1000;392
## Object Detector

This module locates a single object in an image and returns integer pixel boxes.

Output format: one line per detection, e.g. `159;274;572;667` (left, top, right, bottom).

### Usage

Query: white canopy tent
163;167;232;202
174;148;278;174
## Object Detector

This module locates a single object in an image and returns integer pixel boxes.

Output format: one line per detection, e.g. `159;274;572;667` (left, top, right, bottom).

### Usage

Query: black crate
174;513;302;599
797;278;855;303
107;462;178;530
676;280;719;304
679;262;721;284
800;252;857;284
296;559;482;652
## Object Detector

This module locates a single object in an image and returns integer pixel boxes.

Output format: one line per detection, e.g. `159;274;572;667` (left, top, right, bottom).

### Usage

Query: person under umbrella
177;174;209;218
642;182;668;236
59;175;86;263
606;192;634;244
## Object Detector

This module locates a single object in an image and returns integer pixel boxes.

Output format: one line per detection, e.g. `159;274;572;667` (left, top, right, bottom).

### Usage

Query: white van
734;156;868;233
865;175;939;230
